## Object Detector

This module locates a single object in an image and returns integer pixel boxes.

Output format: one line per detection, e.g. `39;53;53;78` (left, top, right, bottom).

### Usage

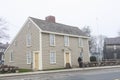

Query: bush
0;65;19;73
90;56;97;62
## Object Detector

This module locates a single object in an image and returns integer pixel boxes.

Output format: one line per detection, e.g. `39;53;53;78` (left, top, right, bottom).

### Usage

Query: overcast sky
0;0;120;42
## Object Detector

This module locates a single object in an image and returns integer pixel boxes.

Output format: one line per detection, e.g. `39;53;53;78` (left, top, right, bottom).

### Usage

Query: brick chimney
45;15;55;23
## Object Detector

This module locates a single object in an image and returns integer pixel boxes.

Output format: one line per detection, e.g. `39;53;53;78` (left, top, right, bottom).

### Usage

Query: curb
0;65;120;77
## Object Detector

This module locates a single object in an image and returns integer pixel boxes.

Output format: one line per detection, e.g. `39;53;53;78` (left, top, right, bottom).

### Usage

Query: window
26;51;32;64
26;33;31;46
10;51;13;62
64;36;69;46
79;38;83;47
50;34;55;46
50;51;56;64
113;45;116;50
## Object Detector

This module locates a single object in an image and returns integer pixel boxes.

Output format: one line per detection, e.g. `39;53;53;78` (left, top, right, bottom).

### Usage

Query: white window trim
113;45;116;50
26;33;32;47
79;38;83;47
26;51;32;64
50;51;56;64
50;34;55;46
64;36;69;46
9;51;14;62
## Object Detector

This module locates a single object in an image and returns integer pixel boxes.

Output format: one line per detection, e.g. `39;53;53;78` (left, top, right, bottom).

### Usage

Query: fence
0;65;19;73
83;60;120;67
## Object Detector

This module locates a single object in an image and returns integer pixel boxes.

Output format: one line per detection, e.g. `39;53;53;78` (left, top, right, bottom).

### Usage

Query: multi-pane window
64;36;69;46
79;38;83;47
26;51;32;64
113;45;117;50
50;51;56;64
50;34;55;46
26;33;31;46
10;51;13;62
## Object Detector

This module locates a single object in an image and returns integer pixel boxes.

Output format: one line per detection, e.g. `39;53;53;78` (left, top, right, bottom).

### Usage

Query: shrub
90;56;97;62
0;65;19;73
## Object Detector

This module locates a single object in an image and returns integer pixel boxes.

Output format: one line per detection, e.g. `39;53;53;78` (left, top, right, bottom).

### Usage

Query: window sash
50;52;56;64
113;45;116;50
10;51;13;62
26;51;32;64
26;33;31;46
64;36;69;46
50;34;55;46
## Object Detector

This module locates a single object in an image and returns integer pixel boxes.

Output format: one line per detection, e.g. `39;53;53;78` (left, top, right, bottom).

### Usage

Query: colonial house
0;42;9;64
104;37;120;60
4;16;90;70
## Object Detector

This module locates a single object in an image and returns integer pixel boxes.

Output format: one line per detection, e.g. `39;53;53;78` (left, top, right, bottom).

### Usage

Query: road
0;68;120;80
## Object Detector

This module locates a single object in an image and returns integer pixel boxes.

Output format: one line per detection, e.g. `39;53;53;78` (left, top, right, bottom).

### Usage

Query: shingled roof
104;37;120;45
30;17;87;37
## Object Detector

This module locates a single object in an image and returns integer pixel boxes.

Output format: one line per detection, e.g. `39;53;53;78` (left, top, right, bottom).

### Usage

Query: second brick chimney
45;15;55;23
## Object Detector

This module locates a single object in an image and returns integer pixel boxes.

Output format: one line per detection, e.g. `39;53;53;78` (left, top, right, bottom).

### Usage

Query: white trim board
42;31;89;39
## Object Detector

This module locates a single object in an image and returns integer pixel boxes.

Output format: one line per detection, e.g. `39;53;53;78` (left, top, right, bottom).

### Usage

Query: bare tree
0;18;9;42
82;26;97;54
82;26;91;37
96;35;106;60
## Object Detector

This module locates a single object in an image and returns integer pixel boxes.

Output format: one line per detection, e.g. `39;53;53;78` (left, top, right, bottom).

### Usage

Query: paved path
1;66;120;80
1;65;120;77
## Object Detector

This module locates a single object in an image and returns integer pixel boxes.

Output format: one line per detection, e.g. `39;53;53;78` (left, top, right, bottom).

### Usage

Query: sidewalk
0;65;120;77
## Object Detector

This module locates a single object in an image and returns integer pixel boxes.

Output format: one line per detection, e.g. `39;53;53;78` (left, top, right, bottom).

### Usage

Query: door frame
33;51;43;70
64;51;72;67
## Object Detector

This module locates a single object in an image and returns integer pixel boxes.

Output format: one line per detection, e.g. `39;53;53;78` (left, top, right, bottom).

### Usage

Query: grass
18;68;70;72
18;69;32;73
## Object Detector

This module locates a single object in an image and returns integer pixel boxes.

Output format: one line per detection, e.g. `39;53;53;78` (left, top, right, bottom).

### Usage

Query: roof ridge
29;17;81;29
29;16;87;37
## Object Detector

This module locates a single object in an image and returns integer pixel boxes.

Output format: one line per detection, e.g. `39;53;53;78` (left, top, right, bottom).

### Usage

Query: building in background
0;42;9;64
104;37;120;60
